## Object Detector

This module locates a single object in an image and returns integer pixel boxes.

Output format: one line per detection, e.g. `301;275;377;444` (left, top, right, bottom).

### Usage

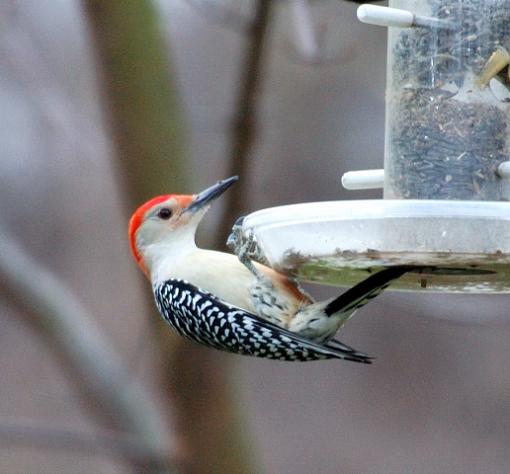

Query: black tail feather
324;265;420;317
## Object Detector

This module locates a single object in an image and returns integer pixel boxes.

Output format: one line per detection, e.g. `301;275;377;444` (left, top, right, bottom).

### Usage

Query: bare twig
181;0;252;34
291;0;320;62
214;0;274;249
0;233;173;473
0;418;170;462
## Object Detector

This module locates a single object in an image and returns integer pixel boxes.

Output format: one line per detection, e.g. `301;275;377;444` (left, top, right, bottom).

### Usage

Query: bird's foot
227;217;268;276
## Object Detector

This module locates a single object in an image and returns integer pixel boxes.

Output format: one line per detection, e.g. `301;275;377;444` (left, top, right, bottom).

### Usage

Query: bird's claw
235;229;261;277
226;216;245;253
227;217;269;276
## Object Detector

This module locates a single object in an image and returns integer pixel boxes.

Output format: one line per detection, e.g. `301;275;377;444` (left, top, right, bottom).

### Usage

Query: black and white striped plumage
154;279;372;362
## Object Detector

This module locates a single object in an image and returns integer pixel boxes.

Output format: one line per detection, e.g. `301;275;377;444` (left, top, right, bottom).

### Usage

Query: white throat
142;228;198;285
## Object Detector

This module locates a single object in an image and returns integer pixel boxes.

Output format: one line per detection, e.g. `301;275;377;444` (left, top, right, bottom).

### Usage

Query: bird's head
128;176;238;276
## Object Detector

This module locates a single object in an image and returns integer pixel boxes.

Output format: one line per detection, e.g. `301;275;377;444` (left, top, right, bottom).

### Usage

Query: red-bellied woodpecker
128;176;414;362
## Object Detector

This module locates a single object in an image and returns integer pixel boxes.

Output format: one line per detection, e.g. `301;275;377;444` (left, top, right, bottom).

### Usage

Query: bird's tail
324;265;418;317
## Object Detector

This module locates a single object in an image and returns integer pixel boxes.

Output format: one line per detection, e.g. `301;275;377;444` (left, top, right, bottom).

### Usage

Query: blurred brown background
0;1;509;473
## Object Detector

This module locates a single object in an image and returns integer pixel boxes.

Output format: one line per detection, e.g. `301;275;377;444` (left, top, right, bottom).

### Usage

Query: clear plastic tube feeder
234;0;510;296
385;0;510;200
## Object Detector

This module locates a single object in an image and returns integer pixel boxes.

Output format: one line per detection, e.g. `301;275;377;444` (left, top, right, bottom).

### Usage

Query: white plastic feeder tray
241;200;510;293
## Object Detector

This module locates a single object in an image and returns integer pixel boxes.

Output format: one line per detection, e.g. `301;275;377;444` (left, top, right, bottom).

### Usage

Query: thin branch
291;0;320;62
0;418;171;463
214;0;274;249
0;233;173;474
181;0;252;34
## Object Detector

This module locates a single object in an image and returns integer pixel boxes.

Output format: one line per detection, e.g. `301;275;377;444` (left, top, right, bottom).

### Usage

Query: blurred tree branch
82;1;257;472
290;0;320;63
0;418;168;462
214;0;274;249
82;0;186;203
183;0;252;34
0;234;172;473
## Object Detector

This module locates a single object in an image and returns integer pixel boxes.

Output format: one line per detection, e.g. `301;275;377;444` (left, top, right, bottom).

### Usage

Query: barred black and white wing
154;279;372;363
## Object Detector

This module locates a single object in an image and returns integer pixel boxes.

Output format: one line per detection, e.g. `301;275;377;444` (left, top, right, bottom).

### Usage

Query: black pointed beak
185;176;238;213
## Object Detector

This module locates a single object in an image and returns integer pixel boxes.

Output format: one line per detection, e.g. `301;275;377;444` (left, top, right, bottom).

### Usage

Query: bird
128;176;415;363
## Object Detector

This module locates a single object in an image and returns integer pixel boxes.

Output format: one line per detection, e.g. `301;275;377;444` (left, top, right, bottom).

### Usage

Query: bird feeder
235;0;510;294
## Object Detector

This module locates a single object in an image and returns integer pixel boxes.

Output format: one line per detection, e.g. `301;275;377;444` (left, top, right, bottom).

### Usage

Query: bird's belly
166;254;257;313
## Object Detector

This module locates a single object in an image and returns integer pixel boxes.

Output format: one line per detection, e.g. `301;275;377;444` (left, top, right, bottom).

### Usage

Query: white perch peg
357;4;449;30
341;169;385;190
357;4;414;28
497;161;510;179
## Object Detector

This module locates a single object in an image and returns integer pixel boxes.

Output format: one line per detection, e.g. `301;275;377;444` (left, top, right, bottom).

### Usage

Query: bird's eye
157;208;173;220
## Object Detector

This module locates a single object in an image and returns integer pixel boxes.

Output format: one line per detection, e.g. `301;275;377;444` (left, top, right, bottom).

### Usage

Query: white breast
151;249;257;313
